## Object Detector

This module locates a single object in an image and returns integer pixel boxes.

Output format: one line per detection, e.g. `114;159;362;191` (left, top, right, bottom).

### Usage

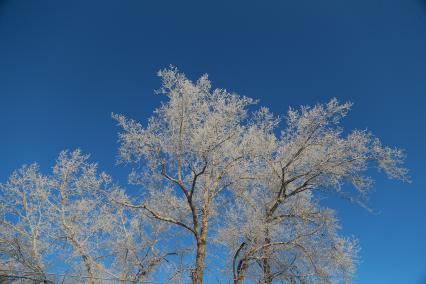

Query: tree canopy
0;67;408;283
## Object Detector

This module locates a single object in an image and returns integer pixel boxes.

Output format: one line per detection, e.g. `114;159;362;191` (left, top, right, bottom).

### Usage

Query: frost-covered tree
113;67;407;284
0;150;171;283
218;99;408;283
0;164;53;283
113;67;256;283
48;150;117;283
219;188;358;284
0;67;408;283
106;203;180;282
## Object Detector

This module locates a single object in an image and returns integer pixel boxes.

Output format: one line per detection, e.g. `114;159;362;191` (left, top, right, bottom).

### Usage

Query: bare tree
0;67;408;283
0;150;172;283
0;164;53;283
218;100;408;283
106;202;181;282
219;189;358;284
113;67;256;283
47;150;120;283
113;68;407;284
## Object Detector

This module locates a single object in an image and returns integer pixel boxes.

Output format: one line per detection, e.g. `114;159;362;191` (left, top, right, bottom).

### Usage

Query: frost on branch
112;68;407;283
217;97;408;283
0;150;171;283
0;67;408;284
0;164;52;283
218;189;359;283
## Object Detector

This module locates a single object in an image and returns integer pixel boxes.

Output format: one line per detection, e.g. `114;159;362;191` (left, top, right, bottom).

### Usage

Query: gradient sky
1;1;425;283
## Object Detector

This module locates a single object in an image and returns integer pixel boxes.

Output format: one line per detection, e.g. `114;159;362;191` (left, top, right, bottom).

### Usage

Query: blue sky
0;1;425;283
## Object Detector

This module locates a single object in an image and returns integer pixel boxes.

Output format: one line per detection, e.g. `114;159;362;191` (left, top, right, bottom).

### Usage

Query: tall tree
219;100;408;283
0;67;408;283
113;67;256;283
113;68;407;283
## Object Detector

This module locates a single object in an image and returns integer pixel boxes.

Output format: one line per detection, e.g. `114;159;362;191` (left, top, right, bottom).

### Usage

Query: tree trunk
192;202;210;284
192;238;207;284
233;243;248;284
234;261;248;284
82;254;96;284
235;274;246;284
262;228;273;284
262;258;272;284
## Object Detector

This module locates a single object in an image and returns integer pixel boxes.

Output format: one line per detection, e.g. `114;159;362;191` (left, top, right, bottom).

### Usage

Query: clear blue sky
0;1;425;283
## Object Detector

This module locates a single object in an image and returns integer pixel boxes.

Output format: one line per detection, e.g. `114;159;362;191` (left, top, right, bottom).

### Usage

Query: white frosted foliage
0;67;407;284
